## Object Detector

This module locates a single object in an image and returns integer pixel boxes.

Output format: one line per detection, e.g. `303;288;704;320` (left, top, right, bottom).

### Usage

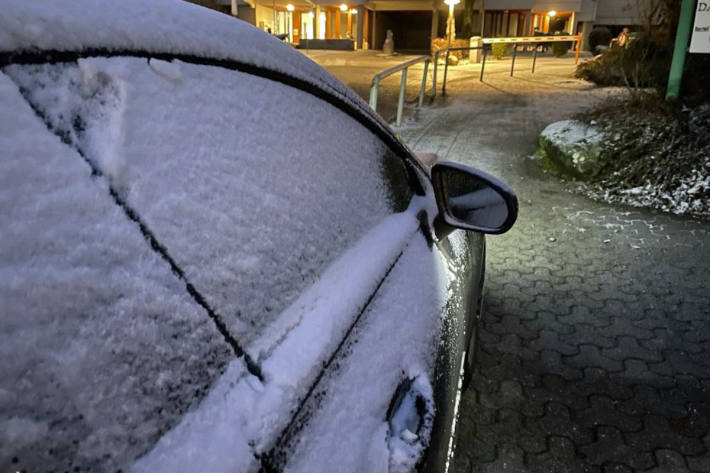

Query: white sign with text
690;0;710;53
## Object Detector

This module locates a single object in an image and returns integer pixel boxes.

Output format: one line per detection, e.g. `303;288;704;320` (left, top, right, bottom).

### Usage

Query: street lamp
545;10;557;34
444;0;460;47
286;4;294;43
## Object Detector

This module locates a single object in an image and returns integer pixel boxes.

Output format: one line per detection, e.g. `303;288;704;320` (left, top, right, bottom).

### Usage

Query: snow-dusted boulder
537;120;606;178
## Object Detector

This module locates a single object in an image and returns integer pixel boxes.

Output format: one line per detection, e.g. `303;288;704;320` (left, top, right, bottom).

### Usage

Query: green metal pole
666;0;697;100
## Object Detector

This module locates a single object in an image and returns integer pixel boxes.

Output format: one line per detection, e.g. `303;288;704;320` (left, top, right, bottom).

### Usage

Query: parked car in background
0;1;516;472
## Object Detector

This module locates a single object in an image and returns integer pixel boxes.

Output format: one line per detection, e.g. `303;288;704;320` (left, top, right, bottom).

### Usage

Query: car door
262;225;485;473
2;51;485;473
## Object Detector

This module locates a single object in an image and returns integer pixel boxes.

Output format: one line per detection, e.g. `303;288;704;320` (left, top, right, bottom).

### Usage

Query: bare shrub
491;43;510;59
588;27;613;52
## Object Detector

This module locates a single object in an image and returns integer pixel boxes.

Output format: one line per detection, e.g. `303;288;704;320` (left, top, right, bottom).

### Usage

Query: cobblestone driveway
398;64;710;473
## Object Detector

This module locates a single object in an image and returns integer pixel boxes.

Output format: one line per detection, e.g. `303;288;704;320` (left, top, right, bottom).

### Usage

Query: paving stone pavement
312;52;710;473
397;61;710;473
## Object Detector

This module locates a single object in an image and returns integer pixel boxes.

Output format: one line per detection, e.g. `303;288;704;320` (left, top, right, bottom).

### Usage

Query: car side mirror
431;161;518;235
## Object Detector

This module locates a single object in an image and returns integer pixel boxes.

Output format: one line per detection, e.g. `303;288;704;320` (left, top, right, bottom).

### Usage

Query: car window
4;56;414;347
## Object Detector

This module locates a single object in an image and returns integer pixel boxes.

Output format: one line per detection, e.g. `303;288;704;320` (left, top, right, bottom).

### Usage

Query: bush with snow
536;93;710;219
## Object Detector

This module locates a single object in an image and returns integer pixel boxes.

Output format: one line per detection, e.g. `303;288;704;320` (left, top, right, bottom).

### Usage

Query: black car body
0;1;516;472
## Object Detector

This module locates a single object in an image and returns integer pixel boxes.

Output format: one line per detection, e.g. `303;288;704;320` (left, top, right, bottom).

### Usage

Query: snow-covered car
0;1;517;472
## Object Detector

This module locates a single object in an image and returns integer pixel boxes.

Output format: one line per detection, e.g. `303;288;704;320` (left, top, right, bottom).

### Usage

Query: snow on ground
0;71;232;473
541;117;710;219
4;56;411;346
580;165;710;217
131;204;425;473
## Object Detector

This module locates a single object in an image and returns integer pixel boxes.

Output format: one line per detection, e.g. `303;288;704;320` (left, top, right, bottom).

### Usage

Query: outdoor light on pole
286;3;294;43
308;8;315;38
545;10;556;34
444;0;460;46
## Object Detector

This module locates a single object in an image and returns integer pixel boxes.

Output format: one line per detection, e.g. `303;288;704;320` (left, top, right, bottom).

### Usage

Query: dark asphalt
312;52;710;473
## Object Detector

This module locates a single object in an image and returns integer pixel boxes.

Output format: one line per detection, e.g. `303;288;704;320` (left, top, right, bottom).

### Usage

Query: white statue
382;29;395;55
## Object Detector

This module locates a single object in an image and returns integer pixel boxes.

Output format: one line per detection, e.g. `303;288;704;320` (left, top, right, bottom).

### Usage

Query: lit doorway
301;13;314;39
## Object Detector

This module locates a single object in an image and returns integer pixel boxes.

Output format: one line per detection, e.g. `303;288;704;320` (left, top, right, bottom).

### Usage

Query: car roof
0;0;424;181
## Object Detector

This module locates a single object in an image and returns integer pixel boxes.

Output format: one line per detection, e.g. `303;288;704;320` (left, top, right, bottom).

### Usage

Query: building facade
188;0;656;52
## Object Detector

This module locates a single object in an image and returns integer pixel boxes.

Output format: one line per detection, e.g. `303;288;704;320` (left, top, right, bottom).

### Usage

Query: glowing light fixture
444;0;460;45
339;3;348;11
350;8;357;14
547;10;557;16
286;3;294;11
308;10;315;18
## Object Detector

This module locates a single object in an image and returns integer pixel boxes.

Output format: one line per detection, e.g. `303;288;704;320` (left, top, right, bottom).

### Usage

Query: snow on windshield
0;71;233;473
4;57;413;347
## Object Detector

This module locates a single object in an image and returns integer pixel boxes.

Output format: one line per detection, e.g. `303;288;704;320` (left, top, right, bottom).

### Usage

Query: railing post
574;32;581;64
369;77;379;111
418;59;429;107
431;51;439;98
532;45;538;73
479;47;487;81
396;67;408;126
510;43;517;77
442;49;450;96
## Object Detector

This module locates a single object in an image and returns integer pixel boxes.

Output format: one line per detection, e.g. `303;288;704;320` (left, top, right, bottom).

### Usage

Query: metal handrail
484;34;582;80
433;33;582;96
369;55;431;127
